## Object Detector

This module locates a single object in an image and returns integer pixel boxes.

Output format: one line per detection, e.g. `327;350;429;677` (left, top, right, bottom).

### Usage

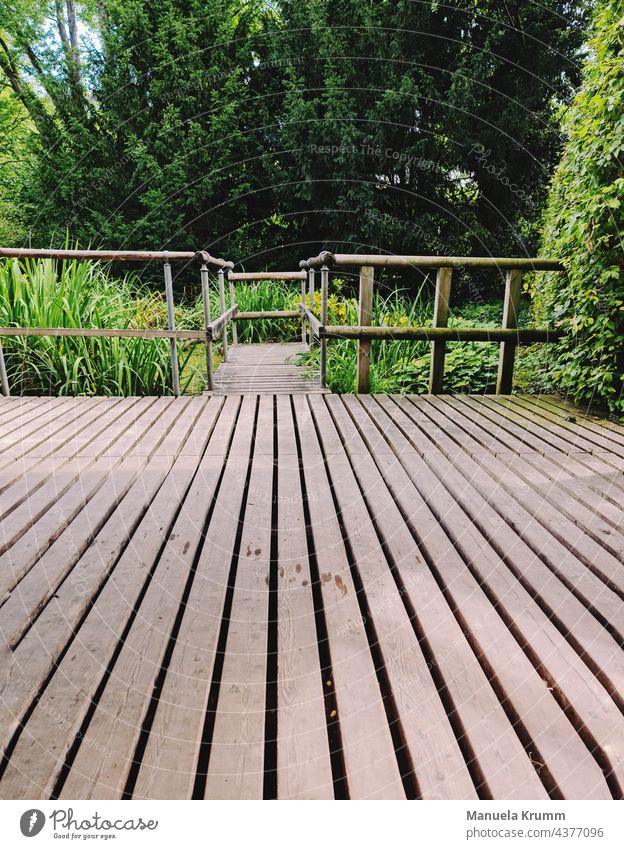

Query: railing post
308;267;315;350
201;263;214;391
163;259;180;397
218;268;229;362
496;269;522;394
228;271;238;345
320;264;329;388
428;266;452;394
0;339;10;396
300;278;307;343
356;265;374;394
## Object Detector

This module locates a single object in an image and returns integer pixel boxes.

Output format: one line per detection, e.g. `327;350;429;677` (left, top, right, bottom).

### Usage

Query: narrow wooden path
0;393;623;800
211;342;327;394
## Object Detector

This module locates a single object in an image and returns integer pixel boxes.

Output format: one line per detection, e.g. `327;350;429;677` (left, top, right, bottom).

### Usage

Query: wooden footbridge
0;247;623;800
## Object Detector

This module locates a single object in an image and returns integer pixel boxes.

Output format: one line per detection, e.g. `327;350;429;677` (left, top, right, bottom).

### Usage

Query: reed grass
0;258;202;395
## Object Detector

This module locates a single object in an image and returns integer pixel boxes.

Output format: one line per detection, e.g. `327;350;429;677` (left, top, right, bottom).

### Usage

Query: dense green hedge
537;2;624;416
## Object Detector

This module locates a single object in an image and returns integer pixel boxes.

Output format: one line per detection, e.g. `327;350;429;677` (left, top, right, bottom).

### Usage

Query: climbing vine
537;1;624;415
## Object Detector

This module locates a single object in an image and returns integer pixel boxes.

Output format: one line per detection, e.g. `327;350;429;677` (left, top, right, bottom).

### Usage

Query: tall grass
0;258;202;396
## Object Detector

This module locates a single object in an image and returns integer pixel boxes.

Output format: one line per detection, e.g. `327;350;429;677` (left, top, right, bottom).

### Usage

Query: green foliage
272;0;588;270
0;88;30;243
0;0;276;257
0;257;202;395
537;2;624;415
0;1;588;275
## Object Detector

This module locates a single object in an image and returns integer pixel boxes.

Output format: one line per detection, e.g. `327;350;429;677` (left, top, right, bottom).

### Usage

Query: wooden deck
211;342;326;394
0;392;623;800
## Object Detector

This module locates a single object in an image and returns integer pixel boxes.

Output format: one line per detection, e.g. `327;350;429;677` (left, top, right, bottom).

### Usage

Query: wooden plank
0;401;176;628
0;397;102;459
370;395;624;794
500;396;624;460
0;399;162;602
0;400;201;627
0;398;179;553
457;394;588;456
428;267;452;393
353;395;614;799
416;395;624;680
202;396;274;798
0;399;116;494
528;395;624;444
324;394;548;799
432;397;624;557
443;393;621;482
356;266;374;394
0;460;140;649
0;396;42;428
292;395;406;799
0;400;207;793
0;399;81;472
76;397;255;799
0;399;227;799
309;396;482;799
212;343;324;396
0;417;115;547
273;395;333;799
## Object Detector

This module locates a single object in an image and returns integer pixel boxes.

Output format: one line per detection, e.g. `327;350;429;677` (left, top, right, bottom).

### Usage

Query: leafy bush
536;2;624;416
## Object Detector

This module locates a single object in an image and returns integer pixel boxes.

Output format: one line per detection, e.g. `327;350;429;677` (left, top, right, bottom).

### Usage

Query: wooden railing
0;247;565;398
226;269;308;347
0;247;232;397
303;252;564;394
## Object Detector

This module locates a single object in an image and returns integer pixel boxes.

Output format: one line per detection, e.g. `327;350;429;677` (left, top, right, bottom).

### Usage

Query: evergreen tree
0;0;276;258
270;0;588;267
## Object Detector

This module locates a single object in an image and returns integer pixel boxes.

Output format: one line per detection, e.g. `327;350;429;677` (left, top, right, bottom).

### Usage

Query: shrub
536;2;624;416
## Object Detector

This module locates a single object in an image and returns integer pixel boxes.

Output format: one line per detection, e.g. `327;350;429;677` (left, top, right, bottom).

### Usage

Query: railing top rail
305;251;564;271
228;270;307;281
0;247;233;268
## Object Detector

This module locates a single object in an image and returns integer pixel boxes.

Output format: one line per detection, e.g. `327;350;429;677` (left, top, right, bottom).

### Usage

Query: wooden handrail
0;247;232;267
321;326;562;342
298;304;323;338
305;251;563;270
207;304;239;340
228;271;307;280
298;254;567;395
0;326;205;340
234;310;300;320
